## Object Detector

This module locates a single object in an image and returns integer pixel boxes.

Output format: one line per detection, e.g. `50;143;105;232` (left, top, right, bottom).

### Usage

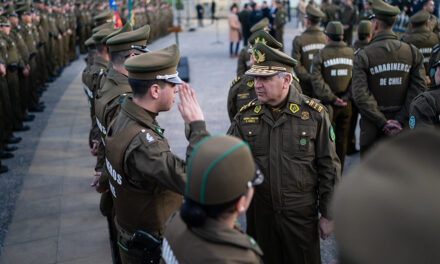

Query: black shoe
14;125;30;132
5;145;18;152
1;152;14;159
5;136;22;144
29;106;44;112
0;165;8;174
23;114;35;122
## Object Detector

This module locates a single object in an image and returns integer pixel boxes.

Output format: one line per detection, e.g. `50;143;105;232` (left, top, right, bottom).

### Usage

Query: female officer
161;135;264;264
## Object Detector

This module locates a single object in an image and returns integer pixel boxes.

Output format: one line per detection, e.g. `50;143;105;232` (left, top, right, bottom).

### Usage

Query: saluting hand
178;82;204;124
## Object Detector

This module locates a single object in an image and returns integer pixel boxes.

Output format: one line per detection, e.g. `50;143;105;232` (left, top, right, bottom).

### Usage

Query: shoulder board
239;99;258;113
291;71;300;83
305;98;325;113
229;76;241;88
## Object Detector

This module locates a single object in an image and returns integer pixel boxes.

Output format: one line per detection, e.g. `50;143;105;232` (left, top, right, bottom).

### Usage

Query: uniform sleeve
237;50;247;76
227;113;244;139
127;121;210;195
292;36;312;83
227;83;239;122
395;46;426;125
95;140;105;172
409;94;437;129
352;50;387;129
315;110;341;219
311;52;338;104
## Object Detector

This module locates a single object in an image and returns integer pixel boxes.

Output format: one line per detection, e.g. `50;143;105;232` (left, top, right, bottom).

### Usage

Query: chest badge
155;126;163;135
301;111;309;120
409;115;416;129
290;103;299;114
330;125;336;142
254;105;261;114
146;133;154;142
300;138;307;146
247;81;254;87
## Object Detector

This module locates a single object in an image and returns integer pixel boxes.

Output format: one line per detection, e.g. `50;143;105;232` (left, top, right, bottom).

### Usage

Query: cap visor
165;76;183;84
245;68;279;77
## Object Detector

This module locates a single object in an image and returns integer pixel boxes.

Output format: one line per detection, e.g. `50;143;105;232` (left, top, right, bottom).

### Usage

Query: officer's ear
150;83;162;99
283;73;292;90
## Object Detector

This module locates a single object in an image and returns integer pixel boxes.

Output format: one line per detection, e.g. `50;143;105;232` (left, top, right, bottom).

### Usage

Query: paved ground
0;18;359;263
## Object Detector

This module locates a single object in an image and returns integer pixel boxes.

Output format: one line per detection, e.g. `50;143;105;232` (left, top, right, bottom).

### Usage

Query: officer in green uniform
228;42;341;264
45;1;60;79
402;10;439;88
0;17;8;173
273;0;286;49
322;0;340;27
236;18;269;77
353;20;372;50
162;135;264;264
227;29;284;121
421;0;439;34
352;0;426;155
333;129;440;263
312;21;354;169
104;44;210;264
291;5;326;97
408;48;440;129
338;0;357;45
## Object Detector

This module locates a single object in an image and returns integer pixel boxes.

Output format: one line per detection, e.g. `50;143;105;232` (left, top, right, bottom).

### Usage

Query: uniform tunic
352;30;426;153
162;213;263;264
409;87;440;129
228;86;341;264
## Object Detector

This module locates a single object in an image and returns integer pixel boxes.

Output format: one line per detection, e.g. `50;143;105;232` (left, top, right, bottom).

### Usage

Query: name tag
243;117;259;123
237;93;250;99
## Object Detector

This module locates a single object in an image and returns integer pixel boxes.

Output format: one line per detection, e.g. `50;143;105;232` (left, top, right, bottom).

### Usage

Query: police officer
322;0;340;27
312;21;354;168
291;5;326;97
272;0;286;49
408;48;440;129
402;10;439;87
227;29;284;121
421;0;439;34
352;0;426;155
353;19;372;50
228;42;341;264
162;135;264;264
237;18;269;77
338;0;357;45
104;45;209;263
333;129;440;263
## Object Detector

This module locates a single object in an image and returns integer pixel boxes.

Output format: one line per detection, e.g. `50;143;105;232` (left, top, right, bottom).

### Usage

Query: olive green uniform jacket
273;7;286;49
409;86;440;129
162;213;263;264
322;3;340;27
291;25;326;97
237;45;251;76
228;86;341;264
352;30;426;152
353;39;369;51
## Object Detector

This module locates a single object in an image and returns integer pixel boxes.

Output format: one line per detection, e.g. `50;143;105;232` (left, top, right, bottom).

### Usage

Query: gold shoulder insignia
247;80;254;87
239;99;257;113
291;72;300;83
307;99;324;113
229;76;241;88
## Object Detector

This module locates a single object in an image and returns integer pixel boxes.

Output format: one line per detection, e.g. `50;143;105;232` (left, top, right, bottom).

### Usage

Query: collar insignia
254;105;261;114
155;126;163;135
290;103;299;114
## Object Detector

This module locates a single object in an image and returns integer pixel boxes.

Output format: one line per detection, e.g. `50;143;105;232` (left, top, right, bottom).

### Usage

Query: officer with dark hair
353;19;372;50
312;21;354;168
352;0;426;155
292;5;326;97
162;135;263;263
105;44;209;263
421;0;439;34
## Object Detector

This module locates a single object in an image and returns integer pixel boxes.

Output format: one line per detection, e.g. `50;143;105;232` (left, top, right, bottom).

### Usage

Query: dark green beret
325;21;344;35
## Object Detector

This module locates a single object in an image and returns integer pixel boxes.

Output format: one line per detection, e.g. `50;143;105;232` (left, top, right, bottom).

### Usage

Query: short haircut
376;17;396;28
128;78;166;98
109;48;140;66
327;34;343;41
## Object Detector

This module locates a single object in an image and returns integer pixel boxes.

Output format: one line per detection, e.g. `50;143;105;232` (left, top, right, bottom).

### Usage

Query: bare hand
0;64;6;77
90;171;101;187
382;120;402;136
426;76;431;87
178;82;204;124
90;139;99;156
318;217;333;240
22;68;30;76
333;98;347;107
58;34;62;40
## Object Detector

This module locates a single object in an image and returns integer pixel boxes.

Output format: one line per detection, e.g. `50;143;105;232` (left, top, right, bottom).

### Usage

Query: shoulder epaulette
305;98;324;113
229;76;241;88
239;99;258;113
291;71;300;83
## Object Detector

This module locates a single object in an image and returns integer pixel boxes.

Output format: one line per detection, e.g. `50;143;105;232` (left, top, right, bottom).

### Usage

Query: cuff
187;121;207;139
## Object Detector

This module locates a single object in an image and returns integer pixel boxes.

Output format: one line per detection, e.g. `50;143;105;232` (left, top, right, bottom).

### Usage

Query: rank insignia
247;81;254;87
290;103;299;114
409;116;416;129
155;126;163;135
254;105;262;113
330;125;336;142
253;49;266;63
301;111;309;120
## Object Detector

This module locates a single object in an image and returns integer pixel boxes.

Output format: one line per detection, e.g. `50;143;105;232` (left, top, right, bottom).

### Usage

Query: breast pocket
242;125;267;156
282;125;315;158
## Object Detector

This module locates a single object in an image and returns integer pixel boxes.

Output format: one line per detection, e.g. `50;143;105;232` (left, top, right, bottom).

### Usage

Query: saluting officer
105;45;209;263
402;10;440;87
228;42;341;264
291;5;326;97
162;135;264;264
227;28;284;121
408;46;440;129
352;0;426;155
312;21;354;168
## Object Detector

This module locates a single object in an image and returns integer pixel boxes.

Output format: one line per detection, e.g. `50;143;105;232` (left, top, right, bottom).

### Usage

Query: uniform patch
247;81;254;87
307;100;323;113
289;103;299;114
409;115;416;129
301;111;309;120
330;125;336;142
146;133;154;142
243;116;259;123
155;126;163;135
248;235;258;248
254;105;262;113
237;92;250;99
300;138;307;146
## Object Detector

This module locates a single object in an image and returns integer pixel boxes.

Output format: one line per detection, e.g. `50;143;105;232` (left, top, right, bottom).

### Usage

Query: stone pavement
0;18;359;263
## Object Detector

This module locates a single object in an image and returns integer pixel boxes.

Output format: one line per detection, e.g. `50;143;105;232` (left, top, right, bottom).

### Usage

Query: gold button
249;131;252;135
302;131;306;136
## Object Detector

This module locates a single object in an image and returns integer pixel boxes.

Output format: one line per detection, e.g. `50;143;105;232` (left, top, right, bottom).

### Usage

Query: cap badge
290;103;299;114
253;49;265;63
254;37;267;45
